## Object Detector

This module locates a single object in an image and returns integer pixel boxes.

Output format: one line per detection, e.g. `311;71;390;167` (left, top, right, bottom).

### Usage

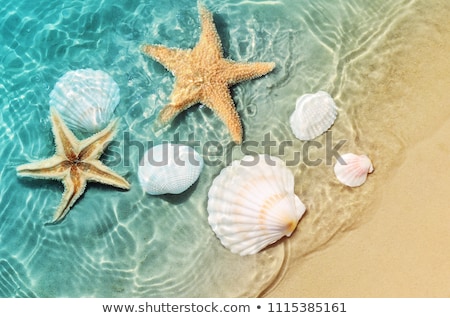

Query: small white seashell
138;143;204;195
289;91;338;141
334;153;374;187
207;154;306;256
49;69;120;133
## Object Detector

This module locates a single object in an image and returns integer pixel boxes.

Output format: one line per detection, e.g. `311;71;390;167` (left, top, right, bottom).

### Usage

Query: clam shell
207;154;306;256
334;153;374;187
289;91;338;141
49;69;120;133
138;143;204;195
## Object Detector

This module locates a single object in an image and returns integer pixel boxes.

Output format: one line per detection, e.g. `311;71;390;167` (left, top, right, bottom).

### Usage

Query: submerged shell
138;143;204;195
207;154;306;256
289;91;338;141
334;153;374;187
49;69;120;133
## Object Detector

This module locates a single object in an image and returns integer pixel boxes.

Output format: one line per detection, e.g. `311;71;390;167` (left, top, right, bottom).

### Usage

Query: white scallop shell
334;153;374;187
49;69;120;133
138;143;204;195
207;154;306;256
289;91;338;141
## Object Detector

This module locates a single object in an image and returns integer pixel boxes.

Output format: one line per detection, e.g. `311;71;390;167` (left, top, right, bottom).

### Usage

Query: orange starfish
16;108;130;224
142;3;275;144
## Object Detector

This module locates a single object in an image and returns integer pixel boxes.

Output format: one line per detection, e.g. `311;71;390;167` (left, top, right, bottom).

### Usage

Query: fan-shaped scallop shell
289;91;338;141
49;69;120;133
138;143;204;195
207;154;306;256
334;153;374;187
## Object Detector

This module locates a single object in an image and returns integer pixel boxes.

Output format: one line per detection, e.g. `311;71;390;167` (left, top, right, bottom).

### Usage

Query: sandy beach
268;118;450;297
267;0;450;298
2;0;449;299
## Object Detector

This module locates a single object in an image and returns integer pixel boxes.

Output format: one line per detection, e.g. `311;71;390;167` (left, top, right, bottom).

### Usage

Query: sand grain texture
267;0;450;297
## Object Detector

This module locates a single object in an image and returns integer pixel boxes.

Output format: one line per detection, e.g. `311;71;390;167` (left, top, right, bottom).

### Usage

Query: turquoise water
0;0;417;297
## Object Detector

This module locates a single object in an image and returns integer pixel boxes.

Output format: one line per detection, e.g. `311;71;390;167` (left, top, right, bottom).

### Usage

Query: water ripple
0;0;424;297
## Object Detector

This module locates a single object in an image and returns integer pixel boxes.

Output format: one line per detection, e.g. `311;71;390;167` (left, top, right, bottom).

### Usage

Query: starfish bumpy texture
16;108;130;224
142;3;275;144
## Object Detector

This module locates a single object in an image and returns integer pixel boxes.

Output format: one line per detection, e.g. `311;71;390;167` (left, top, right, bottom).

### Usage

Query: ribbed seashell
289;91;338;141
138;143;204;195
207;154;306;256
334;153;374;187
49;69;120;133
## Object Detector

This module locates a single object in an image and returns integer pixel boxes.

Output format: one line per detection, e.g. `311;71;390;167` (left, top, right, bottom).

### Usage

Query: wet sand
266;1;450;298
268;119;450;297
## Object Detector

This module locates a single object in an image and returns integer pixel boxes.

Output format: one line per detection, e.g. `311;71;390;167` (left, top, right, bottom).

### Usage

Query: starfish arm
140;4;274;144
224;60;276;85
158;101;196;124
51;170;87;224
194;3;223;62
203;84;243;144
16;156;68;179
82;161;130;190
158;81;202;123
50;108;79;159
141;45;191;75
78;119;118;161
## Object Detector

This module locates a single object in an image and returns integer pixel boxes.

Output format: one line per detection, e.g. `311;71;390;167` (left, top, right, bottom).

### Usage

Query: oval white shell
289;91;338;141
49;69;120;133
207;154;306;256
334;153;374;187
138;143;204;195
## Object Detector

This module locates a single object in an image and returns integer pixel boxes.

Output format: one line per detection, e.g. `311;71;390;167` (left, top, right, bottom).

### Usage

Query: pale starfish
16;108;130;224
141;3;275;144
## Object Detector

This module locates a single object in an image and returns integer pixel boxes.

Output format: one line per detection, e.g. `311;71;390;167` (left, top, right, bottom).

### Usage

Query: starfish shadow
212;13;231;57
16;176;58;191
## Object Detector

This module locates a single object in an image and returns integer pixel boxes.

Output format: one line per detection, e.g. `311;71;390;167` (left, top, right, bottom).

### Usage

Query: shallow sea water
0;0;441;297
